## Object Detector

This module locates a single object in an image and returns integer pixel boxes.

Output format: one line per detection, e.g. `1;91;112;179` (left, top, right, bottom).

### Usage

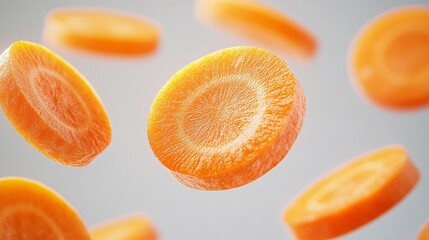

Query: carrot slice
43;8;160;56
147;46;305;190
195;0;317;59
418;219;429;240
283;145;420;240
0;177;90;239
350;6;429;110
90;214;158;240
0;41;111;166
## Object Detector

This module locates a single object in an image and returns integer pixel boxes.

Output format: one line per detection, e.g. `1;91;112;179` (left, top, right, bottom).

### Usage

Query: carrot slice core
0;177;90;240
148;46;305;190
284;146;419;240
0;41;111;166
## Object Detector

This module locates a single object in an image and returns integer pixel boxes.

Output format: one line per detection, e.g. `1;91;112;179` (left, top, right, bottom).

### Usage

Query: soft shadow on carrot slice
283;145;419;240
418;219;429;240
148;46;306;190
0;41;111;166
0;177;90;240
43;8;160;56
194;0;317;59
91;214;158;240
350;6;429;110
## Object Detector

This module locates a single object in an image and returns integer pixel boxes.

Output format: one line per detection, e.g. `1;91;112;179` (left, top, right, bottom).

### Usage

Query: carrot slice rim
0;177;90;240
350;6;429;109
148;46;305;190
283;145;419;240
195;0;317;59
90;214;158;240
0;41;111;166
43;8;161;56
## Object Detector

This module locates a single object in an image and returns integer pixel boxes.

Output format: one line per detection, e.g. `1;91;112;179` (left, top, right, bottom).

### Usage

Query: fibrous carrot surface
350;6;429;110
44;8;160;56
148;46;305;190
0;41;111;166
284;145;419;240
91;214;158;240
195;0;317;59
0;177;90;240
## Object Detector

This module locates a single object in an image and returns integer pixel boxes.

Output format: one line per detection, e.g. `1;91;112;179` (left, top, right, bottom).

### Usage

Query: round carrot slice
0;41;111;166
283;145;420;240
350;6;429;110
418;219;429;240
0;177;90;240
147;46;305;190
195;0;317;59
43;8;160;56
91;214;158;240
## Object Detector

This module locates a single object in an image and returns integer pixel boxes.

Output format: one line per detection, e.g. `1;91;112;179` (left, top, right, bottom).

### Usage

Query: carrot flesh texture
148;46;305;190
44;8;160;56
195;0;316;59
91;215;158;240
419;219;429;240
284;146;419;240
0;177;90;240
351;7;429;109
0;41;111;166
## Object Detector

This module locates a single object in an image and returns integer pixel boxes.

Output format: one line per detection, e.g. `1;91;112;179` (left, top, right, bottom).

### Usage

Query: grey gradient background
1;0;429;239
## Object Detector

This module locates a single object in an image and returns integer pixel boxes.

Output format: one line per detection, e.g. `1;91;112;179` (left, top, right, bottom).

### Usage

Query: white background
0;0;428;239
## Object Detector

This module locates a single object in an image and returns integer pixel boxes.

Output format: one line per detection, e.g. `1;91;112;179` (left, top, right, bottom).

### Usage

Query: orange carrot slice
0;41;111;166
91;214;158;240
283;145;419;240
0;177;90;239
350;6;429;110
147;46;305;190
195;0;317;59
418;219;429;240
44;8;160;56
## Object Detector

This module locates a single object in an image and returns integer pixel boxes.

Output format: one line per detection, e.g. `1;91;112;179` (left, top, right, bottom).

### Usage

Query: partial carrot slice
44;8;160;56
147;46;305;190
418;219;429;240
0;177;90;240
283;145;419;240
350;6;429;110
0;41;111;166
195;0;317;59
90;214;158;240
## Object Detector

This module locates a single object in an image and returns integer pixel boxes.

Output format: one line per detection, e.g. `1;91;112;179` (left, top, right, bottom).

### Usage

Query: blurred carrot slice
195;0;317;59
284;146;419;240
148;46;305;190
0;177;90;240
419;219;429;240
91;214;158;240
44;8;160;56
350;6;429;110
0;41;111;166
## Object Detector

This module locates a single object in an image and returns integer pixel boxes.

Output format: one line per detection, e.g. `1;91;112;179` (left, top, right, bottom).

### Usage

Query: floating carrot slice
418;219;429;240
147;46;305;190
283;146;419;240
91;214;158;240
44;8;160;56
0;41;111;166
350;6;429;110
195;0;317;59
0;177;90;239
